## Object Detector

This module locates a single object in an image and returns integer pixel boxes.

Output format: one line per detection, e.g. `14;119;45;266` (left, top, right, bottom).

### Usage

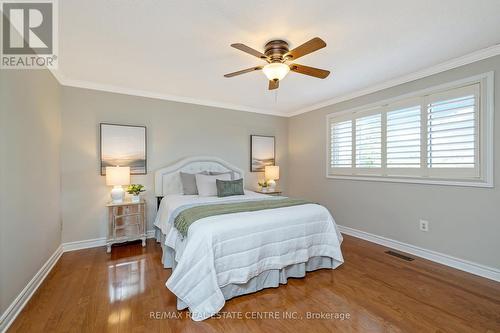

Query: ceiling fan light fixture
262;62;290;81
225;38;329;90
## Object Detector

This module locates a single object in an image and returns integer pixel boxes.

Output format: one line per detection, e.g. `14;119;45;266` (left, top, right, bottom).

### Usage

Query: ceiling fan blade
224;66;263;78
285;37;326;60
290;64;330;79
268;80;279;90
231;43;268;60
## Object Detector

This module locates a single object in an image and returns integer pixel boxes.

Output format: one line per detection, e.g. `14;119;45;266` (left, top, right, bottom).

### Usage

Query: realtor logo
1;0;58;69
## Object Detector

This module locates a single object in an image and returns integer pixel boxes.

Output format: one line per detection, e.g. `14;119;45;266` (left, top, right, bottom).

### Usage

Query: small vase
131;195;140;203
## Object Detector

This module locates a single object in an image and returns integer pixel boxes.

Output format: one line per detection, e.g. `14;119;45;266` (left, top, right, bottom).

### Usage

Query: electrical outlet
419;219;429;232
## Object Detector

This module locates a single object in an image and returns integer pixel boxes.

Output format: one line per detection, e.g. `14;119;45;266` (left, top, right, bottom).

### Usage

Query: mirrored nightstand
106;200;146;253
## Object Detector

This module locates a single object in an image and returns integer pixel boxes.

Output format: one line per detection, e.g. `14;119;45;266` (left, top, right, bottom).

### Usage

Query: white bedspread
154;191;344;321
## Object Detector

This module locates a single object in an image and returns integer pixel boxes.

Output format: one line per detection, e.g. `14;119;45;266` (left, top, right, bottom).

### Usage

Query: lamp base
111;186;125;203
267;179;276;191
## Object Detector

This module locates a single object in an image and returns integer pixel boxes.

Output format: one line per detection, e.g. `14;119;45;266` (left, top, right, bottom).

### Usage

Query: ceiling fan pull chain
275;89;278;103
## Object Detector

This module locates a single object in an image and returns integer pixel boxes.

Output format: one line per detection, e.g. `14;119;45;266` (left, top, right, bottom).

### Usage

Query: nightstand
106;200;146;253
254;189;283;196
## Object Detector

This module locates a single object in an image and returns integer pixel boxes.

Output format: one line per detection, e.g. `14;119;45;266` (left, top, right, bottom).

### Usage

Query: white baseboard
0;245;63;333
62;236;107;252
338;225;500;282
62;229;156;252
0;229;157;332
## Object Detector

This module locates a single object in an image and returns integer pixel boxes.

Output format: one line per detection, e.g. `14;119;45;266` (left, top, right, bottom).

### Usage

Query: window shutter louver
387;106;421;168
330;120;352;168
356;114;381;168
427;95;476;168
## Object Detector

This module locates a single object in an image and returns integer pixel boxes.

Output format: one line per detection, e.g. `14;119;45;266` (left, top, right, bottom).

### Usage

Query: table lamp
106;166;130;203
265;165;279;191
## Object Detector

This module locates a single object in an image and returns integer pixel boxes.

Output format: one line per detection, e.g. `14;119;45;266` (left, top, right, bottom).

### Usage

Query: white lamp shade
106;166;130;186
262;63;290;81
265;165;280;181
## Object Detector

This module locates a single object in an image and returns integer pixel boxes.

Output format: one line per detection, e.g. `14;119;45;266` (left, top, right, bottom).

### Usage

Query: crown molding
49;44;500;118
48;69;288;117
288;44;500;117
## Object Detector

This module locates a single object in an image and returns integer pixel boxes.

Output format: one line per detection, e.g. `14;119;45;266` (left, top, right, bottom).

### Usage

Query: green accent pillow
216;178;244;197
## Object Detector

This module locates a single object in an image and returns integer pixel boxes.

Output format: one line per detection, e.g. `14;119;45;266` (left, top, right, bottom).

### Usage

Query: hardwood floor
8;235;500;333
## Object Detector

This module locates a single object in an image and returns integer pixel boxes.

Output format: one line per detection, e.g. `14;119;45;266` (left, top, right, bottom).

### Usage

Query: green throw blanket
174;198;310;237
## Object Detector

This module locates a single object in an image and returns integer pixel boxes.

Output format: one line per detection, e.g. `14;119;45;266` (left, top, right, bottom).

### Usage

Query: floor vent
385;250;414;261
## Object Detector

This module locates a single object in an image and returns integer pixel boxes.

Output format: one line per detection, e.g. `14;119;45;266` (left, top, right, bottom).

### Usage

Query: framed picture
100;123;147;175
250;135;275;172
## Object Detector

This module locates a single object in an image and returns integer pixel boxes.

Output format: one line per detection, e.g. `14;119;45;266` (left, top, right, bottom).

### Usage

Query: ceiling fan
224;37;330;90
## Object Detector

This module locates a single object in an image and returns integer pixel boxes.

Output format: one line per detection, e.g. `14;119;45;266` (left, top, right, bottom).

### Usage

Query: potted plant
258;180;269;192
126;184;145;203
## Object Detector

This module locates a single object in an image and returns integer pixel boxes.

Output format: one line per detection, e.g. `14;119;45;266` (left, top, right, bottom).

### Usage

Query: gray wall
288;55;500;269
0;70;62;314
60;87;289;243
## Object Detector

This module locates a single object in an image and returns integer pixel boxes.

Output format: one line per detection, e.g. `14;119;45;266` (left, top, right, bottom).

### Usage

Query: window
356;114;381;168
330;120;352;168
326;73;493;187
386;105;421;168
427;93;475;169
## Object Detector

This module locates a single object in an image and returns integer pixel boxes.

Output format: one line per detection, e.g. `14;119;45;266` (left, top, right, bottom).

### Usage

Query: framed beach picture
100;123;147;175
250;135;275;172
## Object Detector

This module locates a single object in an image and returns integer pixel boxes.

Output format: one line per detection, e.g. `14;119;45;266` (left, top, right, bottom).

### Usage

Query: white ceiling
58;0;500;116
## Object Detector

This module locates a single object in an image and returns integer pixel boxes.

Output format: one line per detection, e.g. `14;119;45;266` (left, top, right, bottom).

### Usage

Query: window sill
325;174;493;188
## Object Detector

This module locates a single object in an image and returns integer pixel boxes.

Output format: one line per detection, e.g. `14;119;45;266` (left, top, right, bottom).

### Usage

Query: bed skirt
155;227;337;310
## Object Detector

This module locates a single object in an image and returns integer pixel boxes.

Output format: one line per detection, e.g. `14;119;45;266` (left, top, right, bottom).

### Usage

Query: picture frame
250;135;275;172
100;123;147;175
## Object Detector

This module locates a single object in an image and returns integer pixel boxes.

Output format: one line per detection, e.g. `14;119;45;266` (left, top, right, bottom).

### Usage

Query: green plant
258;180;269;188
127;184;145;196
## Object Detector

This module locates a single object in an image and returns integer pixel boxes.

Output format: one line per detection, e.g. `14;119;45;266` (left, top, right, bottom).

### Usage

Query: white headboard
154;156;244;197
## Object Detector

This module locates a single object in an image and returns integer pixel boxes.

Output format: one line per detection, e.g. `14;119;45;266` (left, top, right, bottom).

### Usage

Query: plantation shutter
355;113;381;169
329;120;352;169
386;105;421;168
327;79;489;185
426;84;480;178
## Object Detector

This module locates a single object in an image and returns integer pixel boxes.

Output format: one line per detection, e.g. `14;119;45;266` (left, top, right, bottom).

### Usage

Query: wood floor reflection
8;235;500;332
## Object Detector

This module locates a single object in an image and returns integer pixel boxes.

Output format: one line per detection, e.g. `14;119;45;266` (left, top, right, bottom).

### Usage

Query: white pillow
195;173;231;196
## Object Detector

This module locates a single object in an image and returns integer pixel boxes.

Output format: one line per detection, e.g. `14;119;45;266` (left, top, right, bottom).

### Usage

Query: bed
153;156;344;321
